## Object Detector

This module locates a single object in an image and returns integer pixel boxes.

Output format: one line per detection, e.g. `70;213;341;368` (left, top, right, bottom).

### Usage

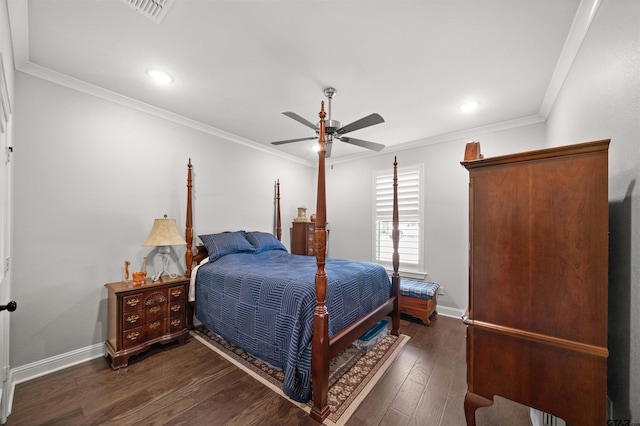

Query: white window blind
374;165;422;270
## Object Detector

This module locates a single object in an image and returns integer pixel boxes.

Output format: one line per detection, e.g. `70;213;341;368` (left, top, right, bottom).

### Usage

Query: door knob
0;301;16;312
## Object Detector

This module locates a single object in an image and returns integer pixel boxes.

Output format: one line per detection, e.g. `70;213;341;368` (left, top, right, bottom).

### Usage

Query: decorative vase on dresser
105;275;190;369
461;140;610;425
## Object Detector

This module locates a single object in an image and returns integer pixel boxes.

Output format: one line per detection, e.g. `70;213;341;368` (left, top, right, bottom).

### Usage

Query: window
373;164;423;272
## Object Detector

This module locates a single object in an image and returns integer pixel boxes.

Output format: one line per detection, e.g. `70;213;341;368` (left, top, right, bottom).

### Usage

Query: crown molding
539;0;602;117
17;62;314;167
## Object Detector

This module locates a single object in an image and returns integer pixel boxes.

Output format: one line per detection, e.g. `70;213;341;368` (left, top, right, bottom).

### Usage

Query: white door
0;56;14;424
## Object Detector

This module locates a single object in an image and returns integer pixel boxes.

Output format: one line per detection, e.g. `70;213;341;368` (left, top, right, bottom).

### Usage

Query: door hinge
5;146;11;164
3;257;9;274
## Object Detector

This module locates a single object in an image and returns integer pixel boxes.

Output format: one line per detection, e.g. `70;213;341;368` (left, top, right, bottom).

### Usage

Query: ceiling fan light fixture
146;69;173;85
460;100;480;113
270;86;385;158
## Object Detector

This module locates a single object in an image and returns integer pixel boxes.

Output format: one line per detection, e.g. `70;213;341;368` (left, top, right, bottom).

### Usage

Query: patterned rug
192;326;410;426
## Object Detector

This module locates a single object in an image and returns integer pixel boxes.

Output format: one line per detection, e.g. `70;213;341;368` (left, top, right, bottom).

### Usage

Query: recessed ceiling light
146;69;173;85
460;100;480;113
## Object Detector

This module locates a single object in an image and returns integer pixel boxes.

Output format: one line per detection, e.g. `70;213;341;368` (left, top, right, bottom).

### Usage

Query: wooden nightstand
104;275;190;369
291;222;329;256
291;221;316;256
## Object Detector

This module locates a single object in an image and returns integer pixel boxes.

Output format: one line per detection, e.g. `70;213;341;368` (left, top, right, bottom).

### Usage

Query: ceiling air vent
121;0;174;23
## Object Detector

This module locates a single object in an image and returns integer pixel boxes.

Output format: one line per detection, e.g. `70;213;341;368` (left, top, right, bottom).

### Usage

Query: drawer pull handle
126;298;140;307
126;315;140;323
171;290;182;297
149;321;161;330
171;319;181;327
171;305;181;312
126;331;140;341
149;306;161;314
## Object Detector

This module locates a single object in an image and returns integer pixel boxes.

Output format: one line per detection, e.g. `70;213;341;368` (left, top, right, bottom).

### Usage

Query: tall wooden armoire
461;140;610;425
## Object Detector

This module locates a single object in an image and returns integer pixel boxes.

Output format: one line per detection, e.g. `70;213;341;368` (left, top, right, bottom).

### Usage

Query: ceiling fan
271;87;385;158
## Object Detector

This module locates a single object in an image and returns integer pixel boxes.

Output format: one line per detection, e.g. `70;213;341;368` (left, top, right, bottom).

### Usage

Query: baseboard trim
7;343;105;416
434;305;465;320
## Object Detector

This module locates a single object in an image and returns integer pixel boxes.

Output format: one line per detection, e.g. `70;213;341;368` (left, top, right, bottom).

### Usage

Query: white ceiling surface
10;0;597;164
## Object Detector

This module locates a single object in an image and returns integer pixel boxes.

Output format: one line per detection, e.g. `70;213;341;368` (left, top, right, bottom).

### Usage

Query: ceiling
9;0;597;164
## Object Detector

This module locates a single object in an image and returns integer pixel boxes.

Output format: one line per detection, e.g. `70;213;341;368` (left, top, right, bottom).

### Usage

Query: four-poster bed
183;102;401;422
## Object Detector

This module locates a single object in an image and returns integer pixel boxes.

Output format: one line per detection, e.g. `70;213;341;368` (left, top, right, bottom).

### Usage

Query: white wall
545;0;640;420
10;72;316;367
0;0;14;103
326;123;546;312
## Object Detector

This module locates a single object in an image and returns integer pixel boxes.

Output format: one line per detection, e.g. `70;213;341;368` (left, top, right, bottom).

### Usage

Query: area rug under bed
191;326;410;426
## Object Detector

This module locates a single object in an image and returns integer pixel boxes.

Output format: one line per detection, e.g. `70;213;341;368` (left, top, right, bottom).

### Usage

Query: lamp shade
143;215;187;246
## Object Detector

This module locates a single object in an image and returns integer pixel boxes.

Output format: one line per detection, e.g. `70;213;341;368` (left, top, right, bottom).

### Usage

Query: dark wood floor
6;315;531;425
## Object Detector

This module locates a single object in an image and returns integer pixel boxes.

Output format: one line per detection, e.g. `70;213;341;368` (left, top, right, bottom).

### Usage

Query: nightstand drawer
123;311;143;330
145;319;166;340
123;294;144;312
169;316;184;331
169;302;184;317
144;289;168;307
169;286;185;301
145;303;167;323
122;327;145;349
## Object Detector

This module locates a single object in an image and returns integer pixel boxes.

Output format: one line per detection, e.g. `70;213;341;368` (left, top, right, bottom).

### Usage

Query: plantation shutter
374;166;421;267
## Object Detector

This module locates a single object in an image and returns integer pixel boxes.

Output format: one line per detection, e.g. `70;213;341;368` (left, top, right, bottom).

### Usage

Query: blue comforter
194;250;390;402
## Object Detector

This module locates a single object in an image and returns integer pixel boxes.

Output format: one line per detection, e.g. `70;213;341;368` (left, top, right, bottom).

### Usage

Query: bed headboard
183;160;283;278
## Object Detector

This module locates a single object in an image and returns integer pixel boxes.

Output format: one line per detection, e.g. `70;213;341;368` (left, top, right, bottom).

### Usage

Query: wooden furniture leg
464;391;494;426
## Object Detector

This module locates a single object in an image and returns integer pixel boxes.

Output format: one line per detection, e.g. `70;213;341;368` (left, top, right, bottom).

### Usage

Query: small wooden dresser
291;221;316;256
105;275;190;369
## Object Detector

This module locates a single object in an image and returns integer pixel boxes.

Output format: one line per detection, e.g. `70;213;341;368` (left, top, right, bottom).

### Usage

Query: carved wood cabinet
461;140;610;425
105;275;190;369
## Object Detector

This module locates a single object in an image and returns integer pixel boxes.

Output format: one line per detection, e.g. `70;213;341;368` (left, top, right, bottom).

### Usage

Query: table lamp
143;214;187;281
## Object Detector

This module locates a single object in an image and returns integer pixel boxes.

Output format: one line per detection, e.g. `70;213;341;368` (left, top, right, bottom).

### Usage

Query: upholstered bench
399;279;439;325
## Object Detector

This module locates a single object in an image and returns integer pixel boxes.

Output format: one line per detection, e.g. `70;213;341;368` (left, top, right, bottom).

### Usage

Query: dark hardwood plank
410;361;454;425
6;316;531;426
390;373;426;417
380;407;410;426
348;342;421;425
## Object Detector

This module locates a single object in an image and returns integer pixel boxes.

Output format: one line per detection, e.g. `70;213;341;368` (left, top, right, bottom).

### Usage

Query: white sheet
188;257;209;302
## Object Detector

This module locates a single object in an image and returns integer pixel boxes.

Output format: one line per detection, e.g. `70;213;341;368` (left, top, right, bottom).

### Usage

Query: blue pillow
245;231;288;253
198;231;256;261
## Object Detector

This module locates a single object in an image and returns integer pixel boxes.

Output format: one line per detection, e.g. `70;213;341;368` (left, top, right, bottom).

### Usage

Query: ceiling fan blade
336;113;384;135
271;136;317;145
283;112;318;131
339;137;385;152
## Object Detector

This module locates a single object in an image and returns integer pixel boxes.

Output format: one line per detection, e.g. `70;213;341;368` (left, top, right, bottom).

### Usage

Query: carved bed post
390;156;401;335
310;101;330;422
276;179;282;241
185;158;194;279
